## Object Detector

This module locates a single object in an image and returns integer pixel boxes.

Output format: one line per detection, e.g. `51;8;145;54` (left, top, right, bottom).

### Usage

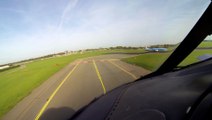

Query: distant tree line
204;40;212;42
109;46;143;49
83;44;176;52
1;52;68;66
149;44;176;48
1;44;177;66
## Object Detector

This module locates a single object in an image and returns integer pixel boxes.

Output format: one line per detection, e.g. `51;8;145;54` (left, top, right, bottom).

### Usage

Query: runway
2;54;150;120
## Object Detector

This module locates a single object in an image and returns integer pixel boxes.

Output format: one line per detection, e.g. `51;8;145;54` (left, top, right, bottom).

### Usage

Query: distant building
0;65;10;70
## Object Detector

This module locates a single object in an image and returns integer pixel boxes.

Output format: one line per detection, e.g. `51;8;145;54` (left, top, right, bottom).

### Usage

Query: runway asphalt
2;54;150;120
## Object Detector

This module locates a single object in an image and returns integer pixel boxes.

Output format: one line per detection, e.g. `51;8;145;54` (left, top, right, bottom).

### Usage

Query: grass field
179;49;212;66
123;53;170;71
197;41;212;48
123;49;212;71
123;41;212;71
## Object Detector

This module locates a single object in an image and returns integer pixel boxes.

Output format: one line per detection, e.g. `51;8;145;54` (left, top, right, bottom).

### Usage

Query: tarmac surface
2;54;150;120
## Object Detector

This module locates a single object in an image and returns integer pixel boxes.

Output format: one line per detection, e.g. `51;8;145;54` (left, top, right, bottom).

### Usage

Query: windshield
0;0;211;120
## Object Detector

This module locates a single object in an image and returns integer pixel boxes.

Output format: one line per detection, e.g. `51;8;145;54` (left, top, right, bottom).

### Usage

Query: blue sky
0;0;211;64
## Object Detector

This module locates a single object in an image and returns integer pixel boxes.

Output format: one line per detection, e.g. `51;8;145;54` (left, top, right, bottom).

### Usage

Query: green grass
197;41;212;48
0;51;106;118
123;53;171;71
179;49;212;66
123;49;212;71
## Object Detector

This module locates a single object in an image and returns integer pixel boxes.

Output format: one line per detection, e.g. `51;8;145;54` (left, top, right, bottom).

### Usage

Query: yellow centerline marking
93;60;106;94
34;61;80;120
109;60;137;79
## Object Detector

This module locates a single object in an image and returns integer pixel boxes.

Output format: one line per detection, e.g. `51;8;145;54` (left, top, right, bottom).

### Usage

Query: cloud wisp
57;0;79;31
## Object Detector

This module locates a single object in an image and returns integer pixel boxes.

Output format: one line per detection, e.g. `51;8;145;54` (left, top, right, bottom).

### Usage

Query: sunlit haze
0;0;210;64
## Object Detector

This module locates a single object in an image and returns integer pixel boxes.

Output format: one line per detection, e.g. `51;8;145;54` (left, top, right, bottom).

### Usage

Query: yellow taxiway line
109;60;137;79
93;60;106;94
34;61;80;120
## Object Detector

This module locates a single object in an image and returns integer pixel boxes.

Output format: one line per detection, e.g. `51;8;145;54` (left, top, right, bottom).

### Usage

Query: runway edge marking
109;60;137;79
34;61;80;120
93;60;107;94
